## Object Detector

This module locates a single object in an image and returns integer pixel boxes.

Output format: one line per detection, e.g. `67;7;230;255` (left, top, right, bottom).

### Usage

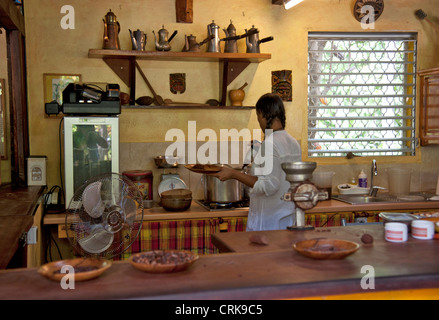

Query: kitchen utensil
160;188;192;199
222;24;260;53
182;34;214;52
154;155;179;168
160;197;192;211
245;25;273;53
185;164;221;174
158;177;187;196
229;82;248;106
160;188;192;212
135;61;165;105
129;29;147;51
102;9;120;50
135;96;154;106
204;170;243;203
38;258;112;282
153;25;177;51
281;162;327;230
207;20;221;52
223;20;238;53
292;238;360;260
129;250;199;273
378;212;419;232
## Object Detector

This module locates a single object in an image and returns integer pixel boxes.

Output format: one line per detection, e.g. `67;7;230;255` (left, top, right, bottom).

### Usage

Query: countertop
43;200;249;225
0;224;438;300
43;198;439;226
0;184;46;268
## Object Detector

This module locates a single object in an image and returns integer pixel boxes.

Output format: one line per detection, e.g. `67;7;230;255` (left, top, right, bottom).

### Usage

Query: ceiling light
283;0;304;10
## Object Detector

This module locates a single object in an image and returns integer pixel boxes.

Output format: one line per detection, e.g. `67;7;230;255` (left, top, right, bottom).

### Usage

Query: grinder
281;162;328;230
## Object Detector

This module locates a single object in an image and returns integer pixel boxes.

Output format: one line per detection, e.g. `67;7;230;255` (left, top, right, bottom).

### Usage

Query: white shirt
247;130;302;231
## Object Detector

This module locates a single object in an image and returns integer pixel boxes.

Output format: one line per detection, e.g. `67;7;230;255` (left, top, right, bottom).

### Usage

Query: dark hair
255;93;286;129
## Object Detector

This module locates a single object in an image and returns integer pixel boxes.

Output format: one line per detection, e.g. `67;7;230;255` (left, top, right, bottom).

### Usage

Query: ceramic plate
129;250;199;273
292;238;360;260
38;258;112;282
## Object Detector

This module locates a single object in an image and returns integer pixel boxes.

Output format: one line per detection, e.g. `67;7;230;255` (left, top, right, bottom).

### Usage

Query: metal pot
203;171;243;203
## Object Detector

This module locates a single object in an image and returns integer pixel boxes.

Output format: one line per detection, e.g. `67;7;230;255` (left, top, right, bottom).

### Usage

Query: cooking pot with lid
203;165;243;203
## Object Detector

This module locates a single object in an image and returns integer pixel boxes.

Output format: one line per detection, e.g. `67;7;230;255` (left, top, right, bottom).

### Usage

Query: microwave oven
64;116;119;208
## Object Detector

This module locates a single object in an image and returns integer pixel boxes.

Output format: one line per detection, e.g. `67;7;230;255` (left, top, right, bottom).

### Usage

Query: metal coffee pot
223;20;238;53
222;20;260;53
129;29;147;51
245;25;274;53
152;25;178;51
182;34;213;52
102;9;120;50
207;20;221;52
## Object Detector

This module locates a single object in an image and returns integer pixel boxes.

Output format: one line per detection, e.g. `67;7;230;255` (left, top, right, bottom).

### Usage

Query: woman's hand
211;166;237;181
211;166;258;188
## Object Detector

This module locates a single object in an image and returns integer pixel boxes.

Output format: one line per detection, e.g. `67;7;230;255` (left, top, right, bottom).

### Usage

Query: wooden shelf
88;49;271;106
88;49;271;63
122;105;255;110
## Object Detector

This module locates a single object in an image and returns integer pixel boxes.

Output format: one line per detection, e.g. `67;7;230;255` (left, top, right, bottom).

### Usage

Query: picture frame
43;73;81;105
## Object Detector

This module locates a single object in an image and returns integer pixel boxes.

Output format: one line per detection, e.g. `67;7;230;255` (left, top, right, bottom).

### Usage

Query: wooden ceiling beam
0;0;25;35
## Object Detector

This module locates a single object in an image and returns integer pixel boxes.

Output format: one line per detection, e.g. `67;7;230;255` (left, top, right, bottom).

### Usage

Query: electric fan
65;172;144;259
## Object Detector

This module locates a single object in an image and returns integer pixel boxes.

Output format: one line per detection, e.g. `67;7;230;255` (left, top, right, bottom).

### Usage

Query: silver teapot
152;25;178;51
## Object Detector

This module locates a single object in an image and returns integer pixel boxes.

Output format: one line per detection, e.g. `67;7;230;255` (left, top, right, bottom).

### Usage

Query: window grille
308;32;417;157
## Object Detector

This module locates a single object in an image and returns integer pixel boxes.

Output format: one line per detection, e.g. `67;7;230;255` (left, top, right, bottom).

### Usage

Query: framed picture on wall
43;73;81;105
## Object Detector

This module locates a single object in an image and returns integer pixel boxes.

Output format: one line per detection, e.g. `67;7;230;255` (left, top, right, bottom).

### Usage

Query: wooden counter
306;199;439;214
43;200;249;225
43;198;439;225
0;225;438;300
0;185;45;268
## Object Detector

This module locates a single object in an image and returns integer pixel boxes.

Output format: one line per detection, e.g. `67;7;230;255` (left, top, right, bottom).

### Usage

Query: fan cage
65;172;144;259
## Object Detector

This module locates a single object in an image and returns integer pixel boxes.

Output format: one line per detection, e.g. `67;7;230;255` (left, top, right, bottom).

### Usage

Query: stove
195;199;249;211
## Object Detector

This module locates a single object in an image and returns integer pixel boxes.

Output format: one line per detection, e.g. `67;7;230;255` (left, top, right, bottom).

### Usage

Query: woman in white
213;93;302;231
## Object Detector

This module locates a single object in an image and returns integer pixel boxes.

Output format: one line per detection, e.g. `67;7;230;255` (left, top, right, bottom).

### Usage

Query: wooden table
0;184;45;268
0;225;438;300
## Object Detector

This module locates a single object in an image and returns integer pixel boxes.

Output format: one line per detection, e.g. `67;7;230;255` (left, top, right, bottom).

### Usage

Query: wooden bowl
292;238;360;260
129;250;199;273
38;258;112;282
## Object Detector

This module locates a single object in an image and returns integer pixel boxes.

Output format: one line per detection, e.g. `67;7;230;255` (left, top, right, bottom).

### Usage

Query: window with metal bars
307;32;417;157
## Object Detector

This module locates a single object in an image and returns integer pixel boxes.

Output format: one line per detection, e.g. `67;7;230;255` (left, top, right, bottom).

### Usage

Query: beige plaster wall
22;0;439;194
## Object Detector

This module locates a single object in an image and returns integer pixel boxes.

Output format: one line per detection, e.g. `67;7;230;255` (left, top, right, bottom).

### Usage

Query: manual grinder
281;162;328;230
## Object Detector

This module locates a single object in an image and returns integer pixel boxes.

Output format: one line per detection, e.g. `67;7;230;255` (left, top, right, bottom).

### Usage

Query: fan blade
83;181;105;218
122;197;137;225
78;226;114;254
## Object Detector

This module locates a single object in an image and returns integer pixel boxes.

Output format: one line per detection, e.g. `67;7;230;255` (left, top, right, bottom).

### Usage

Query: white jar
384;222;408;242
411;220;434;240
